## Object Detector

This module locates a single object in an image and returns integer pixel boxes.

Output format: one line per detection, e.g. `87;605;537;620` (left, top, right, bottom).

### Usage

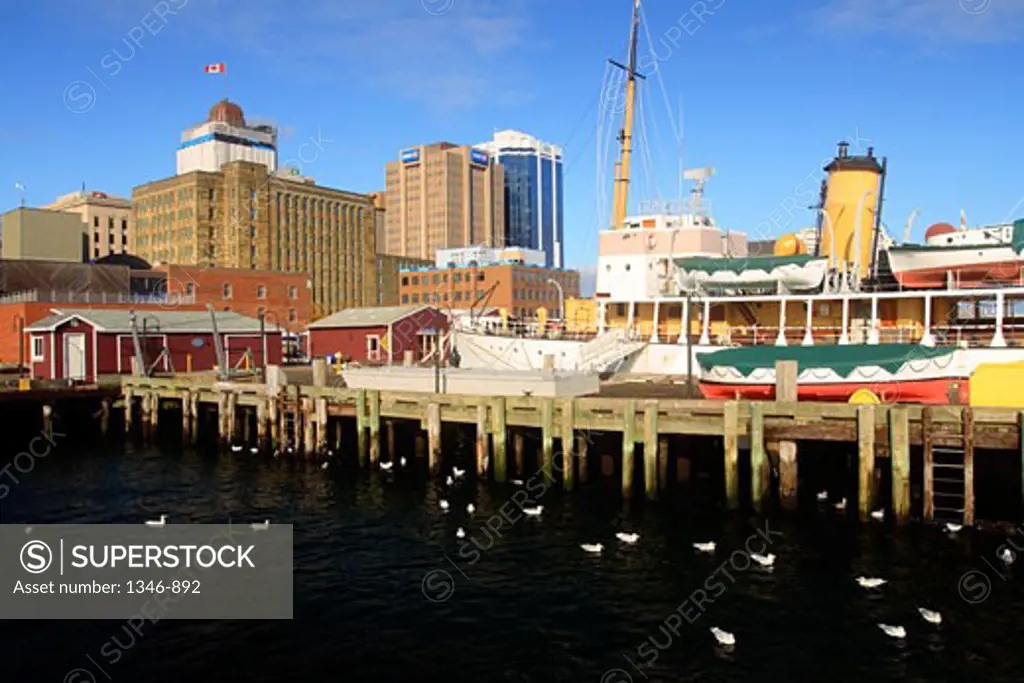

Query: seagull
615;532;640;544
750;552;775;567
856;576;887;589
446;475;454;486
230;444;243;453
453;466;466;479
249;447;259;455
834;498;848;511
320;461;329;470
580;543;603;554
710;627;735;647
466;503;475;513
693;541;716;554
380;461;394;472
918;607;942;625
145;514;167;527
1000;547;1016;565
878;624;906;639
400;456;407;467
511;479;525;486
286;446;294;455
523;506;543;516
439;499;449;511
816;490;828;502
945;522;963;533
250;520;270;531
327;449;334;457
871;509;885;521
456;527;466;539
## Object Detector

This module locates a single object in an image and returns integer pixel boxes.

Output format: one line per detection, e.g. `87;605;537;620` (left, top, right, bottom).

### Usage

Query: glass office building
476;131;564;268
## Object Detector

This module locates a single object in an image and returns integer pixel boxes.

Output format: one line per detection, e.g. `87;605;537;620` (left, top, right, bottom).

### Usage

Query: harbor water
1;438;1022;683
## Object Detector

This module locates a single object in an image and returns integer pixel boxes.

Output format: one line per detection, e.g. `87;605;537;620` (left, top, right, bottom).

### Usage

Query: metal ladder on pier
923;407;975;525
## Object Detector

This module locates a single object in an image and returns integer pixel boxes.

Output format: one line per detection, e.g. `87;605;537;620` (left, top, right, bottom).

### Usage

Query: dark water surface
1;440;1023;683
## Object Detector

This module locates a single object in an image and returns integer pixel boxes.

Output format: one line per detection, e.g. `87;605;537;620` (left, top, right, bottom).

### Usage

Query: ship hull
887;245;1023;288
699;377;968;404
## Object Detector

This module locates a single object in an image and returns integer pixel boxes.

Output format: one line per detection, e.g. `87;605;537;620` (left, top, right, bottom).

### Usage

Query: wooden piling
858;405;876;521
368;390;380;467
890;406;911;524
179;391;191;442
268;396;280;451
963;407;975;526
723;401;740;509
750;402;768;509
922;406;934;521
356;389;367;467
216;392;227;445
775;361;798;509
622;400;636;499
513;431;525;477
386;420;395;461
150;393;160;437
241;406;252;443
643;401;658;500
492;397;507;483
427;402;442;475
577;432;589;485
303;397;315;456
316;397;329;455
123;387;134;436
561;399;575;492
541;398;554;478
99;398;111;437
658;438;669;493
475;403;489;476
140;391;151;439
256;399;268;452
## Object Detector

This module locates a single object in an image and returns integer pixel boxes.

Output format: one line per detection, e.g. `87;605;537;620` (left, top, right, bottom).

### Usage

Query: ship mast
610;0;643;230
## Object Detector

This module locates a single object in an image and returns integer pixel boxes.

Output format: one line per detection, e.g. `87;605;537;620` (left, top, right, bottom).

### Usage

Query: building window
401;276;409;286
402;295;409;304
288;309;297;322
93;216;99;228
412;276;419;285
122;219;128;232
186;283;195;296
256;285;266;299
257;307;265;319
412;294;419;303
288;286;298;299
223;284;233;299
454;291;462;301
477;273;485;281
31;336;44;361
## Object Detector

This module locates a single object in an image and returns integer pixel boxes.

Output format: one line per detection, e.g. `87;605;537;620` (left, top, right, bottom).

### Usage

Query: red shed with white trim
307;305;448;363
24;308;282;381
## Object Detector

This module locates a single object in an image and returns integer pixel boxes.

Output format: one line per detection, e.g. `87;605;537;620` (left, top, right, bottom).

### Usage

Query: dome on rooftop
208;99;245;125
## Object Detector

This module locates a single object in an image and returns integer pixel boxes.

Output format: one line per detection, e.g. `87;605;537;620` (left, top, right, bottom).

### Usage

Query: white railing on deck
0;289;196;306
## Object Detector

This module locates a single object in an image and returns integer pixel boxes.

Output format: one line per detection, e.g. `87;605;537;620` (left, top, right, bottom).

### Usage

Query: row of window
207;283;301;301
401;290;487;305
401;272;487;286
93;216;129;231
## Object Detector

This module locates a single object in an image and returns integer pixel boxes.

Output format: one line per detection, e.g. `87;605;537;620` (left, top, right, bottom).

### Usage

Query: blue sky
3;0;1024;278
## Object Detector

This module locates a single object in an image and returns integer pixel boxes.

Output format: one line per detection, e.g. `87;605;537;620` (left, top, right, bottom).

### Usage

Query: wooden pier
118;367;1024;526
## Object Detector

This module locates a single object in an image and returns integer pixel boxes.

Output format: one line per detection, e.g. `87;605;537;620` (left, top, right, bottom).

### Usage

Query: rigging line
640;74;666;204
638;5;683;148
636;84;659;207
597;64;622;224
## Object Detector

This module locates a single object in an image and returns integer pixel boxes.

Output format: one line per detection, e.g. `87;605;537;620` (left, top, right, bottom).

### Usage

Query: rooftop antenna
14;182;25;207
683;167;714;219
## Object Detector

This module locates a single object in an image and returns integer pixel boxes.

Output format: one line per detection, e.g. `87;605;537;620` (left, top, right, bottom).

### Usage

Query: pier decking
118;371;1024;527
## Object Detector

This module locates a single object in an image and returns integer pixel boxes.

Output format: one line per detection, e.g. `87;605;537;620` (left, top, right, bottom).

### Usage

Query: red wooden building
25;308;281;381
307;305;447;363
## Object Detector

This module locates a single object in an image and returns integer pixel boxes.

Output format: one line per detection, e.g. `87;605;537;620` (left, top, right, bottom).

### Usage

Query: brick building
375;253;432;307
399;262;579;320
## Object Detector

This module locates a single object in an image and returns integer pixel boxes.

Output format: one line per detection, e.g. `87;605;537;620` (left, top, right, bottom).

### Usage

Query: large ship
450;0;1024;401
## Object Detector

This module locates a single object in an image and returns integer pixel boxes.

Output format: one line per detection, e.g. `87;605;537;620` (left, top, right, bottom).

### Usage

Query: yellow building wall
822;169;881;278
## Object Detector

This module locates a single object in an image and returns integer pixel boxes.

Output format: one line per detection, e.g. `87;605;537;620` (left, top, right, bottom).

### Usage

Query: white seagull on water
439;499;449;511
918;607;942;625
145;515;167;527
580;543;603;554
710;627;735;647
466;503;476;513
871;509;885;521
230;444;243;453
878;624;906;639
523;506;543;517
456;527;466;539
400;456;407;467
856;576;887;589
750;552;775;567
1000;547;1016;565
380;461;394;472
453;466;466;479
816;490;828;502
615;532;640;544
693;541;716;554
250;520;271;531
945;522;963;533
834;498;848;511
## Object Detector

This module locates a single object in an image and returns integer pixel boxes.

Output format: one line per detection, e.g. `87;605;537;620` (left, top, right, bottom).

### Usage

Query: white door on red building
366;335;381;362
64;333;87;380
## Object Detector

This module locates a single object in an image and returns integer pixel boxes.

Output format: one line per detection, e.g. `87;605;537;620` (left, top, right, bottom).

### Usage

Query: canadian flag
204;63;225;74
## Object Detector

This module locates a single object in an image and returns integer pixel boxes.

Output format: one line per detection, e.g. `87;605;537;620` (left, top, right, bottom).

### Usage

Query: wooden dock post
150;393;160;438
750;402;768;509
386;420;395;461
312;358;328;387
475;403;489;476
890;406;911;524
268;395;280;452
964;407;975;526
723;401;740;509
427;402;442;475
775;361;799;509
179;390;191;442
541;398;555;478
241;406;252;444
658;438;669;493
316;397;329;455
368;390;381;467
922;406;935;521
225;391;237;444
140;391;151;439
256;399;268;452
99;398;111;437
123;387;134;436
577;432;589;485
303;397;315;456
356;389;367;467
643;401;658;500
513;431;525;477
857;405;876;521
561;399;576;491
622;400;637;499
492;397;507;483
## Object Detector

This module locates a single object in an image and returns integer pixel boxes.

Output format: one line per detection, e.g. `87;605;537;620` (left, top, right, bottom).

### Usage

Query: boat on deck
696;344;971;404
675;254;828;294
887;220;1024;289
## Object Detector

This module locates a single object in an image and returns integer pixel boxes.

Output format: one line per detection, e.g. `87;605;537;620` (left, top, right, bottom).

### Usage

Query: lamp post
546;278;564;322
423;327;441;393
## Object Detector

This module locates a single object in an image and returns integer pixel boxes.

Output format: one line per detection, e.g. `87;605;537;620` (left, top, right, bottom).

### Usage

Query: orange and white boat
887;220;1024;289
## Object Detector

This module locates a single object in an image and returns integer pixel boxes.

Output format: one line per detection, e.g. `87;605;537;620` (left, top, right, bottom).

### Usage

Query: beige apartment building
132;159;378;317
44;190;133;259
382;143;505;260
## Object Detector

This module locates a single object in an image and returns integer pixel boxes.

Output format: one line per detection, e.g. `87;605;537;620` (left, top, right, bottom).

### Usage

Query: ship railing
0;289;196;305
